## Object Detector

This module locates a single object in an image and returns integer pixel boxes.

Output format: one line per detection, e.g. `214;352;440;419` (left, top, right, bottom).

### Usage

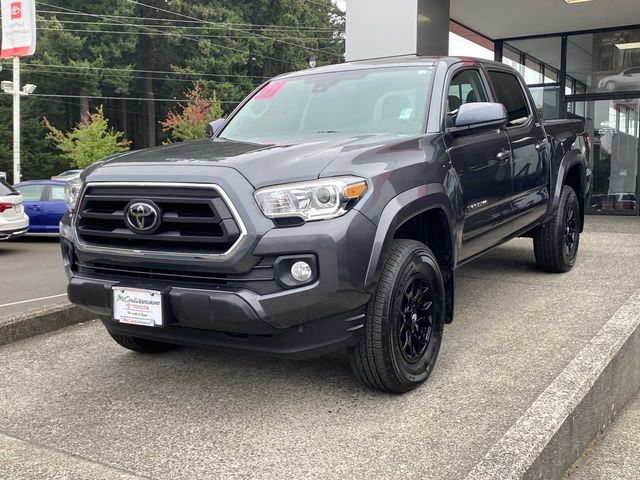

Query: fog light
291;261;312;282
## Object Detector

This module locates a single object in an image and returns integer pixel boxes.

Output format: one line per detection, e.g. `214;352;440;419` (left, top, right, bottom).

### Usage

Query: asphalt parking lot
0;217;639;479
0;238;68;318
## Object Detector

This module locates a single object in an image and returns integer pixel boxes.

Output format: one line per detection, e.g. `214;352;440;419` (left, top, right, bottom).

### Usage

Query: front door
444;68;514;261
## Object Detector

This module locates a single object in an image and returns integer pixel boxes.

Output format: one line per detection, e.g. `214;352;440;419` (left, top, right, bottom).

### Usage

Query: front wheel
533;185;581;273
349;239;445;394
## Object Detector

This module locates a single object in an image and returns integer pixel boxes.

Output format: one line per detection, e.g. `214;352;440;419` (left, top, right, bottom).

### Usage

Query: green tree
44;106;131;168
160;83;224;142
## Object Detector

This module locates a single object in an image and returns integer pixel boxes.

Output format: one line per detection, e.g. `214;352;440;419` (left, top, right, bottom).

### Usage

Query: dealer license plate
113;287;163;327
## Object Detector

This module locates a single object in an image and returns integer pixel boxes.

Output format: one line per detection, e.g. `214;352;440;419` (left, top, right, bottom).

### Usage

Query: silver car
598;66;640;91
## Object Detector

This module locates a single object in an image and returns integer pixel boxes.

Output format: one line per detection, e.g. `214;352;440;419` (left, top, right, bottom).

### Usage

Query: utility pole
12;56;20;183
1;0;38;184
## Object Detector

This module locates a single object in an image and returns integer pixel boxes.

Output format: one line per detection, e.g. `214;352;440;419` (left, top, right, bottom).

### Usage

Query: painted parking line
0;293;67;309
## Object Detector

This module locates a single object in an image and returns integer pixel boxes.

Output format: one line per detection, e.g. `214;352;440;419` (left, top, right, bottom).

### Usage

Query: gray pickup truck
60;56;590;393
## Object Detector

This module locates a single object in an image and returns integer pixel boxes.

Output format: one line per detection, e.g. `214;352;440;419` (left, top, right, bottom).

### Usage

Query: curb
466;289;640;480
0;303;96;347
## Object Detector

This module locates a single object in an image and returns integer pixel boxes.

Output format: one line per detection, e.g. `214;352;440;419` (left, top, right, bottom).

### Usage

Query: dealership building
347;0;640;216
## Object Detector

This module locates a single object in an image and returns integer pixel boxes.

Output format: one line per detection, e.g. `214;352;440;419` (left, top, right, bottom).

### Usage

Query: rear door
443;67;514;261
42;183;68;232
486;69;550;233
16;184;47;231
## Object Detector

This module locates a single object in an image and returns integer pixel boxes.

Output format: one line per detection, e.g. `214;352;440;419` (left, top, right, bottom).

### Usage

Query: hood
95;134;422;188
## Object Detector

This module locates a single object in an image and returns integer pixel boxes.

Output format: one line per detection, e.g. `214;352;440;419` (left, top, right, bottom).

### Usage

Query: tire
533;185;581;273
604;80;616;92
108;331;177;354
348;239;445;394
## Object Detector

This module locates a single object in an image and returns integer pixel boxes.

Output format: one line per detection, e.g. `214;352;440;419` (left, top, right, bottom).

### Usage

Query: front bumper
61;205;377;358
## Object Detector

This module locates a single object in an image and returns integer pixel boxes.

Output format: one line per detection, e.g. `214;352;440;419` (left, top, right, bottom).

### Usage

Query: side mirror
206;118;226;139
449;102;508;135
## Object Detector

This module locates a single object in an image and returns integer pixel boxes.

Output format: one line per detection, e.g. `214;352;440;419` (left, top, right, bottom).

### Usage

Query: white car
598;66;640;91
0;179;29;240
51;169;83;181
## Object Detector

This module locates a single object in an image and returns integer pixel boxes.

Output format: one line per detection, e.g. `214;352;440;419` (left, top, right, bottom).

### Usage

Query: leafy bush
160;84;224;143
44;106;131;168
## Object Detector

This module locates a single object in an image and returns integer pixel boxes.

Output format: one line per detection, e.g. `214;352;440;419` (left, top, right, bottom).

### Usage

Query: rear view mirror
450;102;508;135
206;118;226;139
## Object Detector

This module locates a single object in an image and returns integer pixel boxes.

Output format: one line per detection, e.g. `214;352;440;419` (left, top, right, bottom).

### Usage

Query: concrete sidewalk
569;392;640;479
0;216;638;479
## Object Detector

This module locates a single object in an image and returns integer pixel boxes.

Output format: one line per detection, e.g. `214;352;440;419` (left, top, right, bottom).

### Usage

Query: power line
36;26;336;41
36;1;300;67
37;14;343;32
13;63;269;79
124;0;340;57
30;93;241;104
36;9;344;30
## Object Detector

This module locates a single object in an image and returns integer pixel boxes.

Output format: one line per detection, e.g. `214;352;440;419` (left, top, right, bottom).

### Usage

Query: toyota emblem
125;201;160;234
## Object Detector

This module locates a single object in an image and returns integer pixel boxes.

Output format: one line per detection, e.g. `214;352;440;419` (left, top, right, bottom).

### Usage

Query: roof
15;180;66;186
275;55;504;80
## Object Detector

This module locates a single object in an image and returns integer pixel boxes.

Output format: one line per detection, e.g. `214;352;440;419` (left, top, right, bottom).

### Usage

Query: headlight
254;176;368;221
64;177;84;211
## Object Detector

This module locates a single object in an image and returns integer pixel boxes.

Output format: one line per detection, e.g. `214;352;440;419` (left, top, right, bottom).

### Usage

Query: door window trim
441;65;494;131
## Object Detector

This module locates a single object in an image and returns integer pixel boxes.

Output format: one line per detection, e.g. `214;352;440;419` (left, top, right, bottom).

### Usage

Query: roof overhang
451;0;640;40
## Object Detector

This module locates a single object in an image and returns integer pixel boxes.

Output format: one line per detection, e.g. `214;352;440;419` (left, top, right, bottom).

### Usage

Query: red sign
10;1;21;19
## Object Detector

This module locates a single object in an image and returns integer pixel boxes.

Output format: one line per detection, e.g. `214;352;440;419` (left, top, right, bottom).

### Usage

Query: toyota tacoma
60;56;590;393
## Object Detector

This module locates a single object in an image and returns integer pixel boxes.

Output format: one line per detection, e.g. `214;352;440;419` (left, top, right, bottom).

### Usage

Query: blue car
14;180;69;235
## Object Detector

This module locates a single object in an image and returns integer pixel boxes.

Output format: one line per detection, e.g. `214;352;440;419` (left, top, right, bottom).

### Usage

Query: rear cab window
487;70;531;127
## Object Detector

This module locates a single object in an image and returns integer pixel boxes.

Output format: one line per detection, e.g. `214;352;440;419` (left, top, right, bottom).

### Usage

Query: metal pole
12;56;20;184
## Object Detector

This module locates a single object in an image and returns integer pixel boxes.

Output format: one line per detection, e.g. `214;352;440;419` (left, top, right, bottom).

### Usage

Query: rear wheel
349;239;445;394
108;331;177;354
533;185;581;273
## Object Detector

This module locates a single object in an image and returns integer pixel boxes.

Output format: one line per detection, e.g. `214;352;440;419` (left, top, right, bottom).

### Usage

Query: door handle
496;150;512;161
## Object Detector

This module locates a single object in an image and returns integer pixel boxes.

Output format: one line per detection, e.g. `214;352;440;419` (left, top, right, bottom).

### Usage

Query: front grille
75;184;243;255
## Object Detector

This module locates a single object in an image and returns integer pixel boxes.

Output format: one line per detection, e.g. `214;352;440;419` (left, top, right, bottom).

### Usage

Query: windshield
220;66;435;144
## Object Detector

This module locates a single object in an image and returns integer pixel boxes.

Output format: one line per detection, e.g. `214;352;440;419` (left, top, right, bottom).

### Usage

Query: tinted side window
447;69;488;113
16;184;45;201
488;71;531;126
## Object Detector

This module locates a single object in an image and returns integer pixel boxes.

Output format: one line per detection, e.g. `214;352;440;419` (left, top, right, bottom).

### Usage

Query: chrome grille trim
72;182;248;260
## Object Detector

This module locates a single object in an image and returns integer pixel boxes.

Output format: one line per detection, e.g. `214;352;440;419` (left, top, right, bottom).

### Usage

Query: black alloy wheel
399;275;435;363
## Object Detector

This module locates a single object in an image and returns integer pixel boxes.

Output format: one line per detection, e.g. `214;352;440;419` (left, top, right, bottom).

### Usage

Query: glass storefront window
569;99;640;214
530;85;561;120
567;29;640;94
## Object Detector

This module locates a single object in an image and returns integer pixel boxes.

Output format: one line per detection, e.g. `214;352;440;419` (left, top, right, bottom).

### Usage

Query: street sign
1;0;36;58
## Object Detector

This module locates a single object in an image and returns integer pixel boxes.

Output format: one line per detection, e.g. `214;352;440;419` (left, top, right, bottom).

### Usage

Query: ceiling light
564;0;594;3
616;42;640;50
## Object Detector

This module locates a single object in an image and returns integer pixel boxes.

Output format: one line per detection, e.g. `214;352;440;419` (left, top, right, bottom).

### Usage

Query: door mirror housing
206;118;226;139
448;102;508;135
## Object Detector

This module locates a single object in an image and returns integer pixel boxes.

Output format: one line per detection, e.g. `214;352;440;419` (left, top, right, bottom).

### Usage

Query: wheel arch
363;184;457;323
552;151;588;233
